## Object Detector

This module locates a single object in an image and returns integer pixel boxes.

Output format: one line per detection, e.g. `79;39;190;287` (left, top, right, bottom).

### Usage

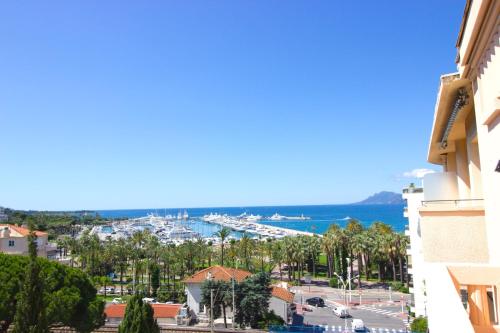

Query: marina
89;210;316;244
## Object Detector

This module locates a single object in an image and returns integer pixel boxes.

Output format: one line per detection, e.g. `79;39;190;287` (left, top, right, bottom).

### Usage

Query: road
290;285;411;332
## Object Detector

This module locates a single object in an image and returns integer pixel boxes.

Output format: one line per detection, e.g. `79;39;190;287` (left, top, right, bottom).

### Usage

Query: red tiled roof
152;304;181;318
105;303;182;319
271;286;294;303
183;265;252;283
0;224;47;237
105;304;126;318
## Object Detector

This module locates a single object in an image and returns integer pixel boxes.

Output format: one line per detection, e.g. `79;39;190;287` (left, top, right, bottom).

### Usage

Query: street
290;285;410;332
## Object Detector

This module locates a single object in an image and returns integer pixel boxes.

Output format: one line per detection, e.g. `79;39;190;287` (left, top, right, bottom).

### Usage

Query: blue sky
0;1;464;210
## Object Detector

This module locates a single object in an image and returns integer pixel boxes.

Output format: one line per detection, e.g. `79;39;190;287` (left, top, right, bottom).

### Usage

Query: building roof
271;286;294;303
184;265;252;283
0;224;47;237
105;303;182;319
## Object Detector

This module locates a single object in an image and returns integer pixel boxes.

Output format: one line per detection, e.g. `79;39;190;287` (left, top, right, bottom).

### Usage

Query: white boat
245;214;262;221
182;210;189;220
269;213;285;220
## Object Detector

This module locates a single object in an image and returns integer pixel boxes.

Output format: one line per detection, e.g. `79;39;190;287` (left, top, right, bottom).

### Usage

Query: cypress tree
151;264;160;297
12;223;49;333
118;294;159;333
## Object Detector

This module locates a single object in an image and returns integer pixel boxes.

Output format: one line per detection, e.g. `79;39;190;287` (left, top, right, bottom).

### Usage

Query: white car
111;298;124;304
333;305;349;318
142;297;156;304
351;319;365;332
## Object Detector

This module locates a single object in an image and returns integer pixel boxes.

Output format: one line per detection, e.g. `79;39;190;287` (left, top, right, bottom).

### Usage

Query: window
487;286;498;325
8;240;14;247
460;287;469;311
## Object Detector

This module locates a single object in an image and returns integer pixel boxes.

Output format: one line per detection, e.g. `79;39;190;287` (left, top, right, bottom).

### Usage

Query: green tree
234;272;271;328
0;253;105;333
201;279;231;327
214;227;231;266
410;316;428;333
12;224;49;333
118;294;159;333
151;264;160;297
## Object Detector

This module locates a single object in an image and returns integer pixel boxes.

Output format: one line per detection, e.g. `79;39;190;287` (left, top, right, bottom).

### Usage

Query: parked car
142;297;157;304
111;298;124;304
305;297;325;307
351;319;365;332
333;305;349;318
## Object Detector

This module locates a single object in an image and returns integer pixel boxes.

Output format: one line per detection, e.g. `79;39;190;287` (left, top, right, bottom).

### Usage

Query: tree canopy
0;253;105;333
118;295;159;333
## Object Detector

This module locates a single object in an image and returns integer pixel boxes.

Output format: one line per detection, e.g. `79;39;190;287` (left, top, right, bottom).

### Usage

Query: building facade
402;185;426;318
269;286;295;324
0;224;49;257
184;265;252;321
419;1;499;332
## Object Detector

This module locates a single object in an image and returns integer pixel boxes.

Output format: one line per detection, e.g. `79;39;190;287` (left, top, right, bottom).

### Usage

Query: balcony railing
421;198;484;208
403;187;423;194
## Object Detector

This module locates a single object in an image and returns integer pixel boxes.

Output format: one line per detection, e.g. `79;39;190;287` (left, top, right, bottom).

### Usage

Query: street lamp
334;271;359;332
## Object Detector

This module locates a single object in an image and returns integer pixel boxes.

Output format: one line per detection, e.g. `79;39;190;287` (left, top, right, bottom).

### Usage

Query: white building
402;185;426;317
0;224;49;257
270;286;295;323
184;265;252;320
184;265;296;323
416;1;500;332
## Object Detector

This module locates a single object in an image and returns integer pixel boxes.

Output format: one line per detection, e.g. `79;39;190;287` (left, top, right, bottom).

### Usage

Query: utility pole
210;288;214;333
347;258;351;303
232;277;236;330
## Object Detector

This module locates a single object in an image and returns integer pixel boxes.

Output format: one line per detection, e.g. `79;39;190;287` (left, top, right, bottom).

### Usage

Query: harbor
89;211;316;244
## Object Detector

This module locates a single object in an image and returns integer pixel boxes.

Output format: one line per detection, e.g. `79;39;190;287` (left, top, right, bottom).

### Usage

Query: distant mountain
354;191;404;205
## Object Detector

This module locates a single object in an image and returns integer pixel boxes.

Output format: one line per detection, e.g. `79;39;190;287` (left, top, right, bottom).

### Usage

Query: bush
410;316;428;333
329;277;339;288
388;281;409;293
256;310;285;329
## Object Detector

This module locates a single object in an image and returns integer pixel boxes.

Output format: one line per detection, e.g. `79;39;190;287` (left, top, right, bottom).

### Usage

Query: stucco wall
472;25;500;265
403;190;427;317
420;213;489;263
268;297;288;322
425;264;475;333
186;284;203;315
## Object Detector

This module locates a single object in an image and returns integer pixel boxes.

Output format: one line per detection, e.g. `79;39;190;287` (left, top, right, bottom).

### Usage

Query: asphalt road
291;286;410;332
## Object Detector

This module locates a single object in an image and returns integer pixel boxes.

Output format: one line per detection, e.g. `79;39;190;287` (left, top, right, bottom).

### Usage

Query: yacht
269;213;285;221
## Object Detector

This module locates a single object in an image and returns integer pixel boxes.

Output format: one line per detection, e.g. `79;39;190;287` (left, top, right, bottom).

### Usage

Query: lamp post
335;272;359;332
207;272;214;333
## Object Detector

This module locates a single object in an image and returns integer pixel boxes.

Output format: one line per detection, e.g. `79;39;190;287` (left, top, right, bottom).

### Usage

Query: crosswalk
356;305;403;318
317;325;407;332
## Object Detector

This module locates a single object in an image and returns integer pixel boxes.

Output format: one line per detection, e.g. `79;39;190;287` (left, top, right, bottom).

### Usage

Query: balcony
421;198;484;211
404;225;410;236
419;198;488;264
403;187;423;194
403;207;409;218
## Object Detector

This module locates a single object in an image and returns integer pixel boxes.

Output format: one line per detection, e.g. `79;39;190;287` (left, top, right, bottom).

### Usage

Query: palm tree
214;227;231;266
345;219;363;279
238;233;254;270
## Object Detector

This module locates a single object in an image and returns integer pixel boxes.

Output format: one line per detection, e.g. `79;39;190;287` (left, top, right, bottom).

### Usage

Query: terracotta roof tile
105;304;126;318
0;224;47;237
152;304;181;318
271;286;294;303
105;303;182;319
184;265;252;283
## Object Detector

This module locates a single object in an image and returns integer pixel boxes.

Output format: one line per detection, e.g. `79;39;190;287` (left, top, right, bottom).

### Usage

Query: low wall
45;326;266;333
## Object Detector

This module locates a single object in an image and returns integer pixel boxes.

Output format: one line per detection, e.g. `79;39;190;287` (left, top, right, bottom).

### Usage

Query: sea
97;204;406;238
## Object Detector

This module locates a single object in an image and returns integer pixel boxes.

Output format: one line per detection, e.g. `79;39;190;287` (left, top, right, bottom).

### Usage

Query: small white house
269;286;295;323
184;265;252;319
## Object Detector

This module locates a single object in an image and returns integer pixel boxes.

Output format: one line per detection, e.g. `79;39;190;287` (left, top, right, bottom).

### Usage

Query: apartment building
419;1;499;332
402;185;426;318
0;224;49;257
